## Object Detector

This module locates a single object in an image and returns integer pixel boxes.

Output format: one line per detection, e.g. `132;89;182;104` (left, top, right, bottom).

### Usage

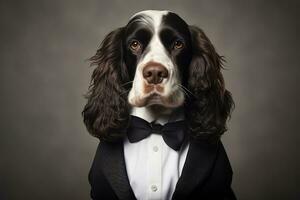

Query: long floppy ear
82;27;130;141
185;25;234;141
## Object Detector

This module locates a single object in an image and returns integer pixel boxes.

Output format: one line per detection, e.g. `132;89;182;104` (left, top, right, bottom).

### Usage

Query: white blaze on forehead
129;10;169;24
129;10;169;36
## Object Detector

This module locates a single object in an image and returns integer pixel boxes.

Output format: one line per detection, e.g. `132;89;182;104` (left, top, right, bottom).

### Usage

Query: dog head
82;10;234;141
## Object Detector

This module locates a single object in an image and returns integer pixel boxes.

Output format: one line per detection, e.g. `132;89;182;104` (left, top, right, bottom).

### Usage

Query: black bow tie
126;115;187;151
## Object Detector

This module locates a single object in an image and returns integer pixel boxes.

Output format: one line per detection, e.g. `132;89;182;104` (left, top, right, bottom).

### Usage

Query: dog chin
129;92;184;108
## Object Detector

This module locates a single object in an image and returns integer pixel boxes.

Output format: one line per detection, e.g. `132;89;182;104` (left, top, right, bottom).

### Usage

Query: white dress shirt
123;107;190;200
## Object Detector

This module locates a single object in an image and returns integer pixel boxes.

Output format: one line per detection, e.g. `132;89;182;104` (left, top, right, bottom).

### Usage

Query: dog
83;10;236;200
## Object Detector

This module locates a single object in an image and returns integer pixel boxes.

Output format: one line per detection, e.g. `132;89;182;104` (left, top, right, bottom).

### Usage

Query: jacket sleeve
216;142;237;200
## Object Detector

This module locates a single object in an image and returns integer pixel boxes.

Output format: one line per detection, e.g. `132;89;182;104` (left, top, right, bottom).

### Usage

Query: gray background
0;0;299;199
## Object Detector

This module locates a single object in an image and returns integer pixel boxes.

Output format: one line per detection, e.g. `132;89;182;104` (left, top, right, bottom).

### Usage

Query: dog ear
186;25;234;141
82;27;130;141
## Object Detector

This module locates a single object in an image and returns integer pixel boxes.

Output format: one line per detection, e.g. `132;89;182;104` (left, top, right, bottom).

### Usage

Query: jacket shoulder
88;142;120;200
191;140;236;199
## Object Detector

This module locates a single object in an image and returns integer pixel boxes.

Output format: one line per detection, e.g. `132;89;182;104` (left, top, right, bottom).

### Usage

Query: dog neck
130;105;185;125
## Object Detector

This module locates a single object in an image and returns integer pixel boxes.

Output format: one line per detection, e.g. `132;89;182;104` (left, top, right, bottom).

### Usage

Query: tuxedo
88;136;236;200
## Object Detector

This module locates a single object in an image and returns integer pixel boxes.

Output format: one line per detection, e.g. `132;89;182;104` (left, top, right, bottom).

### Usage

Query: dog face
82;10;234;141
123;10;192;108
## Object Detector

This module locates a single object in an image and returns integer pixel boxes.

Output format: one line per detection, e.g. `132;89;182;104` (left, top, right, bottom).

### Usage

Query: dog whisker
121;81;133;87
177;84;196;98
177;85;190;98
120;89;131;96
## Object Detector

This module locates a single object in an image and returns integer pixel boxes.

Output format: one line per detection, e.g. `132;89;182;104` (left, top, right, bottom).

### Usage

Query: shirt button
151;185;158;192
153;146;159;152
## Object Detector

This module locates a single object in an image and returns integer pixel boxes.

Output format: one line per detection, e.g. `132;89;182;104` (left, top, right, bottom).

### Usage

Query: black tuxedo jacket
89;137;237;200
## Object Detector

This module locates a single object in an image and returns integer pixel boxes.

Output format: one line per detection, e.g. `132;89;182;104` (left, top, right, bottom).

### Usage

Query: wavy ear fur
186;26;234;141
82;28;130;141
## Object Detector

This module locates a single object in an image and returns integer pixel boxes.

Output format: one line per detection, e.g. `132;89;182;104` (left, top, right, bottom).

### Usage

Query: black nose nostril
159;71;168;78
145;71;152;78
142;63;168;84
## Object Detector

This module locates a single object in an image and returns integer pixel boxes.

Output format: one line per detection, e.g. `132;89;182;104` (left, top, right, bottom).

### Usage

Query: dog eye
129;40;141;51
173;40;184;50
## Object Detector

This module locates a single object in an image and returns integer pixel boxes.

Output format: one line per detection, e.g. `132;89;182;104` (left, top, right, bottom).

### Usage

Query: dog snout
142;62;168;84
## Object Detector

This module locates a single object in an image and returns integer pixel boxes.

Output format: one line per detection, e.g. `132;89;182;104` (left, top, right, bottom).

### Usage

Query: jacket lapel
172;137;219;200
98;140;136;200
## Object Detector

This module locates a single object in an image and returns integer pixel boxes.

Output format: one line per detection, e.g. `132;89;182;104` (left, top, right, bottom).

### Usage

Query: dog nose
143;64;168;84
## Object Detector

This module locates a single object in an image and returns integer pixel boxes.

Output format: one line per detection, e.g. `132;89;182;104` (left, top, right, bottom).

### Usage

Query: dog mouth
131;91;163;107
139;83;165;106
144;83;165;94
130;89;184;108
128;80;185;108
145;93;163;105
